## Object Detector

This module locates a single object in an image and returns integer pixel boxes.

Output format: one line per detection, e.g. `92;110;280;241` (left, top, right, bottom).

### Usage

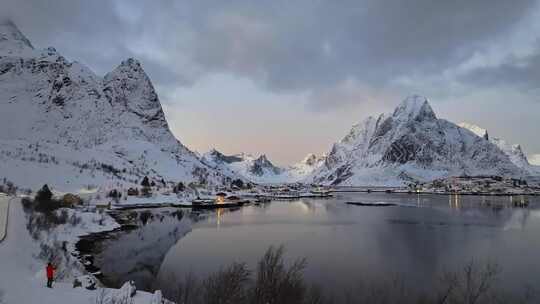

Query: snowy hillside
309;95;526;186
531;155;540;166
288;153;327;181
0;21;234;191
458;122;540;175
201;149;325;184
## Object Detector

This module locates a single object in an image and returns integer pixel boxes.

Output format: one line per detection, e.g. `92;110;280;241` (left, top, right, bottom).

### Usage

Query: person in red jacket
46;262;56;288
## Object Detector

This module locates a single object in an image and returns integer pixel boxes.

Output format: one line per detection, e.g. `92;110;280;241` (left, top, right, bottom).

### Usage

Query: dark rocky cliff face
249;155;282;176
103;58;167;127
206;149;244;164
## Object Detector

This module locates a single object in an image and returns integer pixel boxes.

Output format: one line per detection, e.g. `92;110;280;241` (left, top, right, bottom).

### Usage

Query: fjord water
98;193;540;294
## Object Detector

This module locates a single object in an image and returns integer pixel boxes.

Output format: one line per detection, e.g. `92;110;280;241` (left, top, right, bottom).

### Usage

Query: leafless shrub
202;262;250;304
342;274;425;304
162;246;313;304
436;260;500;304
94;288;109;304
304;285;334;304
157;250;537;304
161;272;202;304
511;285;540;304
252;245;308;304
0;180;17;195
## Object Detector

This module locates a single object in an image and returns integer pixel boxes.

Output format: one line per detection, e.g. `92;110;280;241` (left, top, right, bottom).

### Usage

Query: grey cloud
460;47;540;94
178;0;537;91
2;0;538;103
1;0;192;82
2;1;127;73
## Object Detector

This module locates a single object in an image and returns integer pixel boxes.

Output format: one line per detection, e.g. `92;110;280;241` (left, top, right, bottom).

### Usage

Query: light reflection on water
97;193;540;294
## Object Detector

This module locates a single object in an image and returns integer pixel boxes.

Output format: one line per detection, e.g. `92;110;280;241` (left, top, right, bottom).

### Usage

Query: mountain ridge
0;21;236;190
0;22;537;189
308;96;527;186
458;122;539;175
201;149;325;184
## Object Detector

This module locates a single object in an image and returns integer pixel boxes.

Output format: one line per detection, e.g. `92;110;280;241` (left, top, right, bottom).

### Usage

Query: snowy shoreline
0;196;174;303
72;205;194;291
331;189;540;196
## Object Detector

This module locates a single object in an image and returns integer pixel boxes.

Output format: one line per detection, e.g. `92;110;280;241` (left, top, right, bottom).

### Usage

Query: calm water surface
96;193;540;294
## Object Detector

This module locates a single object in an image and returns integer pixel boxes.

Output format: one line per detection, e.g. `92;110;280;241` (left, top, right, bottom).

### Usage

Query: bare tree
252;245;308;304
202;262;250;304
342;274;424;304
437;260;500;304
93;288;109;304
155;249;538;304
161;272;201;304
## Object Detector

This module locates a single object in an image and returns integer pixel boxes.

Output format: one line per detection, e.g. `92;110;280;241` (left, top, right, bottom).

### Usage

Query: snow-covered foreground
0;197;170;304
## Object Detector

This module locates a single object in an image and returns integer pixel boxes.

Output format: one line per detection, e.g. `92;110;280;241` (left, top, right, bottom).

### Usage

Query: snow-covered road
0;194;8;242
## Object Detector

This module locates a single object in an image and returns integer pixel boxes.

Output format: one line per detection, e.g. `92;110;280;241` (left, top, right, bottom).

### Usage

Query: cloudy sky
4;0;540;165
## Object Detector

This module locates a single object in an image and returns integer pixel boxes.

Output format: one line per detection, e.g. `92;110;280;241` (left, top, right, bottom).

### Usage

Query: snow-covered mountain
458;122;540;175
201;149;325;184
288;153;327;180
0;20;233;190
309;95;526;186
201;149;285;183
531;155;540;166
2;21;535;189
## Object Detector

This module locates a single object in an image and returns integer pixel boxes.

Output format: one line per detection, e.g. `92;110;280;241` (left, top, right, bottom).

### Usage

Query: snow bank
0;198;174;304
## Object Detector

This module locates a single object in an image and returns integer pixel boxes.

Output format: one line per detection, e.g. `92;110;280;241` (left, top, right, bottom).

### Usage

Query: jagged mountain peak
208;148;221;155
201;149;288;182
105;57;149;81
0;22;236;188
203;148;244;164
392;95;436;122
103;57;166;130
0;20;34;54
255;154;270;163
119;57;142;67
250;154;281;174
109;57;145;76
310;96;525;186
299;153;326;167
284;153;327;182
301;153;318;165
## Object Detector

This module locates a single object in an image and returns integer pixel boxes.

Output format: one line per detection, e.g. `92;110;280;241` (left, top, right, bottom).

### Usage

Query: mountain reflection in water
93;193;540;294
